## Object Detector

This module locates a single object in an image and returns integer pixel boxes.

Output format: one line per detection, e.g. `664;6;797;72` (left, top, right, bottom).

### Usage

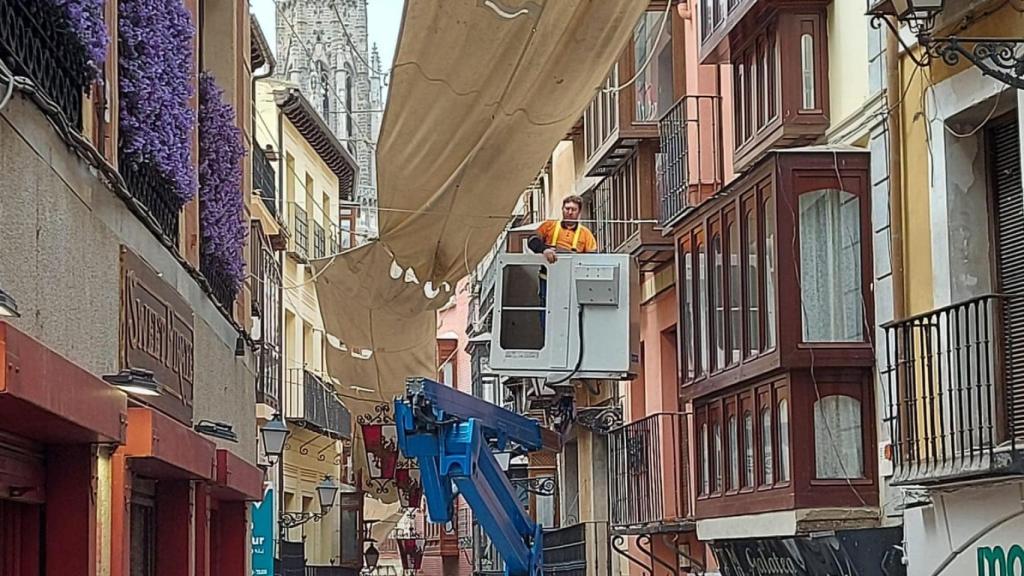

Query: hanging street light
259;416;290;464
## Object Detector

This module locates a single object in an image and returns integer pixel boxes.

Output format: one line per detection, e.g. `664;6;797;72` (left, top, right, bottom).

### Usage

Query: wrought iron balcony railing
200;255;237;310
609;412;691;533
251;222;282;409
657;95;724;227
0;0;90;128
257;344;281;409
313;221;326;259
288;202;309;261
118;150;181;246
883;294;1024;485
285;368;351;440
304;566;357;576
253;144;278;218
542;522;610;576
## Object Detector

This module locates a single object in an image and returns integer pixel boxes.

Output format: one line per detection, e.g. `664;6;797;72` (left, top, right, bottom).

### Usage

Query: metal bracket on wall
575;404;623;435
509;476;558;497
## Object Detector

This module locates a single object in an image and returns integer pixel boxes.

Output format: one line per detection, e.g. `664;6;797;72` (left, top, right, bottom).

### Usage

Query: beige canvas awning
313;0;648;504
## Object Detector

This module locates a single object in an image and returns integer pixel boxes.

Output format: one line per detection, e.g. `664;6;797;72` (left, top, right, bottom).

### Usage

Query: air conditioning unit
489;252;639;381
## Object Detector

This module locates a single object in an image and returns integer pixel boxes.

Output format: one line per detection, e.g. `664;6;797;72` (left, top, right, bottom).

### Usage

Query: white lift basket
488;252;639;381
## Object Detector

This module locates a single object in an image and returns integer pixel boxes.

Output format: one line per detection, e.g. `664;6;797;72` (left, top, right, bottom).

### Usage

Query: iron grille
0;0;89;128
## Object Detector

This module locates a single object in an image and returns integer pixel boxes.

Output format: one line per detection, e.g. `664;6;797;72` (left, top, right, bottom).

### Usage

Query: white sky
250;0;404;97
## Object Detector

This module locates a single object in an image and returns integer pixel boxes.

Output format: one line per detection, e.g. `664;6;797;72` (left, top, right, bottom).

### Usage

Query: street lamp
102;368;161;397
0;287;19;318
315;475;340;513
279;475;340;535
364;541;381;572
260;416;289;464
868;0;1024;90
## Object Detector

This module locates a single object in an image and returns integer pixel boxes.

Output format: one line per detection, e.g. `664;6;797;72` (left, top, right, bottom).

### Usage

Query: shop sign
250;485;275;576
976;544;1024;576
710;527;905;576
119;247;195;424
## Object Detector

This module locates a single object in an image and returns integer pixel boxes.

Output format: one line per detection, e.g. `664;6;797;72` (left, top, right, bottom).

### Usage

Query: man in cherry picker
527;195;598;328
528;195;598;261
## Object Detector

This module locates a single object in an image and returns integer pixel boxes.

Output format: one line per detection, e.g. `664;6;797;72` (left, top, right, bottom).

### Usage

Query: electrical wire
328;1;391;80
0;59;15;113
602;0;672;95
274;0;378;147
545;305;585;387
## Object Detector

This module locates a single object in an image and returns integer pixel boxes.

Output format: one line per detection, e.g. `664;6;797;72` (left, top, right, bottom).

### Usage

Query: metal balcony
883;294;1024;486
657;95;724;228
253;143;278;218
542;522;610;576
285;368;351;439
609;412;692;534
0;0;90;128
287;202;309;261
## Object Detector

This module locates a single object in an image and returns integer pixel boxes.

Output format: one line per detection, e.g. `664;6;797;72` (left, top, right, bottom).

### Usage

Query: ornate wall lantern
397;536;426;574
868;0;1024;89
358;403;400;493
395;466;423;509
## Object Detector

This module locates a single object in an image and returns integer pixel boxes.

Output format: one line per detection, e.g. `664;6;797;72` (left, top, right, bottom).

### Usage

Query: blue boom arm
394;377;543;576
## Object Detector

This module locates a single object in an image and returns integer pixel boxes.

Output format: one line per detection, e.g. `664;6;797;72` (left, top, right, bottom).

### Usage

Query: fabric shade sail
312;0;649;504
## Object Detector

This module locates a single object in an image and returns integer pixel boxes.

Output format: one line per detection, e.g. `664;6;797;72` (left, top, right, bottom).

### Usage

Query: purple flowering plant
118;0;197;207
198;71;247;297
48;0;108;80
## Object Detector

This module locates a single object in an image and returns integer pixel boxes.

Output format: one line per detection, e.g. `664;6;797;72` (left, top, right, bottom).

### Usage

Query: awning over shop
313;0;649;504
0;321;127;445
125;407;217;481
213;448;264;501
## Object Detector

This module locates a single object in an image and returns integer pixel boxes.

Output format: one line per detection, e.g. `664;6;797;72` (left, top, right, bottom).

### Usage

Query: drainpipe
885;20;906;320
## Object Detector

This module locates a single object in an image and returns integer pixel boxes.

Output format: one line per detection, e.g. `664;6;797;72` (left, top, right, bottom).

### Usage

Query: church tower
275;0;384;237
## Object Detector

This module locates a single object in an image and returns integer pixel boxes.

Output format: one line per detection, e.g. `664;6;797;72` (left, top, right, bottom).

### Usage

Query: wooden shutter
989;112;1024;438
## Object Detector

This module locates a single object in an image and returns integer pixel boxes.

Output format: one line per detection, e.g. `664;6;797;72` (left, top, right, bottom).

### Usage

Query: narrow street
0;1;1023;576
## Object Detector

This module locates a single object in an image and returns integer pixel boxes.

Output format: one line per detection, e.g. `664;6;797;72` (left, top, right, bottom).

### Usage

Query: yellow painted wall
827;0;870;127
256;79;344;566
282;428;343;564
898;51;934;316
896;3;1024;315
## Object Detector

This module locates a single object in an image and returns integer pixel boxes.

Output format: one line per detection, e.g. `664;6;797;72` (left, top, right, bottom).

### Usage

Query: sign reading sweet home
119;247;195;424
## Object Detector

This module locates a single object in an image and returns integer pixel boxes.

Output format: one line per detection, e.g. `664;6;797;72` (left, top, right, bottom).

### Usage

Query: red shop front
0;321;128;576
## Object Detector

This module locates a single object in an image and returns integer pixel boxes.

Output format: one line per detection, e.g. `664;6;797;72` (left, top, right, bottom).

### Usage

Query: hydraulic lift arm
394;377;545;576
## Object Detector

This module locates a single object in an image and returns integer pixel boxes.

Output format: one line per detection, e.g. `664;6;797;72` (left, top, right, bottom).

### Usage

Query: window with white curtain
728;415;740;491
761;408;773;485
713;422;723;492
743;411;754;488
700;423;710;495
778;399;790;482
814;395;864;479
799;189;864;342
800;34;815;110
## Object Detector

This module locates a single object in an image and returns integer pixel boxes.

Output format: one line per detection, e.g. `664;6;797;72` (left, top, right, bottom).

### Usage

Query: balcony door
989;111;1024;438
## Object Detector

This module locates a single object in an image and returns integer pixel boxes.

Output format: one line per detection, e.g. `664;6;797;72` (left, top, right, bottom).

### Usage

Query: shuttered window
989;112;1024;436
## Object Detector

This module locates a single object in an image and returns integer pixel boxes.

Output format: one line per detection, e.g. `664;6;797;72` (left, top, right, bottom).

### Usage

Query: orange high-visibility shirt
536;220;598;253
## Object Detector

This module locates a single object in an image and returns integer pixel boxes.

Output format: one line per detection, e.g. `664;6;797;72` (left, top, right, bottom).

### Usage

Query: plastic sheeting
312;0;648;504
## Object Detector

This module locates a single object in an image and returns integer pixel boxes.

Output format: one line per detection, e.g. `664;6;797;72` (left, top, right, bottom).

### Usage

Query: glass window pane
700;423;710;495
729;415;740;491
683;248;696;381
764;197;777;349
743;411;754;488
799;190;864;342
634;12;673;122
698;243;709;375
712;235;725;370
800;33;815;110
713;422;723;492
500;265;548;350
746;208;760;356
728;222;741;365
761;408;773;485
778;399;790;482
814;396;864;479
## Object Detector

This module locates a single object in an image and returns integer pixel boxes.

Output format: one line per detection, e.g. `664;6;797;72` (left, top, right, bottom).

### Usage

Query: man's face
562;201;580;223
